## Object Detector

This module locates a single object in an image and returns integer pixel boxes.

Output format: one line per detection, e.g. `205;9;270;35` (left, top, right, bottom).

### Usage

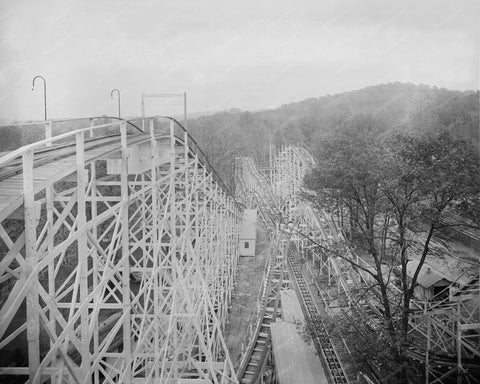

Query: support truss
273;144;314;221
272;145;480;384
235;157;279;227
0;117;240;384
241;144;480;384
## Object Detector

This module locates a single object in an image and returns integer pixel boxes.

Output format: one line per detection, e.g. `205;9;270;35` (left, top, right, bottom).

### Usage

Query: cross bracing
240;144;479;384
0;116;240;384
273;144;313;221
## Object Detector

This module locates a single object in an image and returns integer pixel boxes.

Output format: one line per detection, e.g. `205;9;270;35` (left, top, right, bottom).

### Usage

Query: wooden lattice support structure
408;286;480;383
273;145;313;221
234;157;279;227
0;117;240;384
275;146;480;383
232;155;291;384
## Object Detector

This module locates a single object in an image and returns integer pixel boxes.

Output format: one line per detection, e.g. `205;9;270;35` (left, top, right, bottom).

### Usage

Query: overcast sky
0;0;479;121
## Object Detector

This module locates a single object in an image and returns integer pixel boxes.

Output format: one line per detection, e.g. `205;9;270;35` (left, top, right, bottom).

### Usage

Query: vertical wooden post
193;155;200;249
76;131;91;382
23;149;40;383
45;121;52;146
456;301;462;384
184;132;190;263
169;118;176;244
89;142;99;384
328;257;332;286
120;120;132;380
169;118;178;378
425;312;430;384
149;117;161;379
46;183;56;381
89;118;95;139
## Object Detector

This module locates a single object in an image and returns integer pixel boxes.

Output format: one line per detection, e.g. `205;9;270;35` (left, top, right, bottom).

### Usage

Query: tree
305;119;401;365
305;127;480;383
379;132;480;380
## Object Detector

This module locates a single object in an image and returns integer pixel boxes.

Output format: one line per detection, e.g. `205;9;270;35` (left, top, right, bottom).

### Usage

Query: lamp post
111;89;121;118
32;75;47;120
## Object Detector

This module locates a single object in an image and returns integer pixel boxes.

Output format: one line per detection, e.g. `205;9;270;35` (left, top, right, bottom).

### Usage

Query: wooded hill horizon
187;82;480;189
1;82;478;191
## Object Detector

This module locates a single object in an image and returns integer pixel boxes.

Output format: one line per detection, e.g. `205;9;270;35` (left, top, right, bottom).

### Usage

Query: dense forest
187;82;479;189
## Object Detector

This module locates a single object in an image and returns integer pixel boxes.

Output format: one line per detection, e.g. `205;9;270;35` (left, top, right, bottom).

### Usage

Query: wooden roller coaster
0;115;478;384
237;144;479;384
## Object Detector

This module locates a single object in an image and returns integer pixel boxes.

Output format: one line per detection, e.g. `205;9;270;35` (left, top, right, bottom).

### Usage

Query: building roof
243;209;257;222
239;209;257;239
406;260;452;289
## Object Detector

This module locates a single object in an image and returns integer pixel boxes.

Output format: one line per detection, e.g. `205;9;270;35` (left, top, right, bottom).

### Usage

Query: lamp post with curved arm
111;89;121;118
32;75;47;120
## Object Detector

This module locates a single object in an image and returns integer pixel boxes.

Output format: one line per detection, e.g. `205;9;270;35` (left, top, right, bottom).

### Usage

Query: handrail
0;121;123;168
0;115;142;129
0;116;145;166
159;116;238;203
0;115;240;209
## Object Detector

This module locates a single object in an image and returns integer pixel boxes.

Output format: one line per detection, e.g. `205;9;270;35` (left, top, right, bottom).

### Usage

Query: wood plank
0;184;24;190
0;190;22;196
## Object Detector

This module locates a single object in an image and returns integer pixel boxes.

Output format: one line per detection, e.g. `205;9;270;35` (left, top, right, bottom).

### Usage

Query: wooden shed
407;260;452;302
239;209;257;257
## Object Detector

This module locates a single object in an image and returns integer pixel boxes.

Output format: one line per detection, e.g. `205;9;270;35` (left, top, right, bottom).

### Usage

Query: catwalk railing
0;116;241;384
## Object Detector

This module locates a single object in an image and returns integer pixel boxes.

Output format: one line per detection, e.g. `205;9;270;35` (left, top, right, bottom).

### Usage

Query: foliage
184;83;478;190
304;126;480;383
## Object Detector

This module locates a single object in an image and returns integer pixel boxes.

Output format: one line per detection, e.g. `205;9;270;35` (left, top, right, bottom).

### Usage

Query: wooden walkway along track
288;251;350;384
237;232;288;384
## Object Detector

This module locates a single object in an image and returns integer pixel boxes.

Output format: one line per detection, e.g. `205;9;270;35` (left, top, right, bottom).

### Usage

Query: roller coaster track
239;144;479;384
236;148;353;384
0;116;240;384
287;251;349;384
2;113;477;384
236;231;287;384
293;204;480;382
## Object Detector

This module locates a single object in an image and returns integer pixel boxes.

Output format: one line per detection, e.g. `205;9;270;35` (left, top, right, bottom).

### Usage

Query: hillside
187;83;479;187
0;83;477;190
263;82;479;141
